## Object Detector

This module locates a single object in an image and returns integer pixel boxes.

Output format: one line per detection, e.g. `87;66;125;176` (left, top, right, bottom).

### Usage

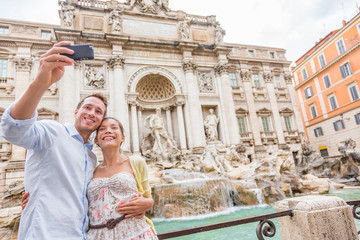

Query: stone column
130;101;139;153
182;61;206;149
137;107;144;143
176;102;187;150
73;62;81;104
59;63;76;124
264;72;285;145
215;63;240;145
12;58;32;161
285;74;305;133
276;195;358;240
164;106;173;138
108;56;130;152
241;70;262;146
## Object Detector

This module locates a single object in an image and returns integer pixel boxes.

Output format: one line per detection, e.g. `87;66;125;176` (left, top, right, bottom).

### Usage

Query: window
328;94;338;110
284;116;292;131
319;147;329;157
314;127;323;137
336;39;346;54
261;116;271;132
248;50;254;57
340;62;352;79
0;59;8;78
253;74;260;87
310;104;317;118
333;119;345;131
237;117;247;133
41;30;51;39
0;26;9;34
270;52;275;59
318;54;326;68
323;74;331;88
304;86;313;99
229;72;238;86
354;113;360;125
274;75;282;88
301;68;308;80
348;83;359;101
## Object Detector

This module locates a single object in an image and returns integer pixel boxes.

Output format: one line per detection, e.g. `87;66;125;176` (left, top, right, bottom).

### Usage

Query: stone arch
128;66;182;93
136;74;176;101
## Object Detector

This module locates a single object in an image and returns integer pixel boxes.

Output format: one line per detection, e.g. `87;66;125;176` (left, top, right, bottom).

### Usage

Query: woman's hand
21;192;29;210
117;192;154;219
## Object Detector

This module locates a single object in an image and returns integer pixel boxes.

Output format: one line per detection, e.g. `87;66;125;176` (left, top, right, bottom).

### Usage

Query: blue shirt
1;105;97;240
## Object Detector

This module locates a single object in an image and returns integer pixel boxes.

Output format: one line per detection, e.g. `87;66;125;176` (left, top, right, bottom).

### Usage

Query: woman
87;117;158;240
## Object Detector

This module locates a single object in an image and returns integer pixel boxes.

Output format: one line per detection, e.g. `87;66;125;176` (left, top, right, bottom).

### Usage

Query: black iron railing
157;200;360;240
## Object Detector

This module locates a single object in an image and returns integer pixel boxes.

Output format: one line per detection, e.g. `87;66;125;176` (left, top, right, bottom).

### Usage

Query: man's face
74;97;106;137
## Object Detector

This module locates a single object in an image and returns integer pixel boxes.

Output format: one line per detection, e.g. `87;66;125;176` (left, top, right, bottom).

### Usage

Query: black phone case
60;44;94;61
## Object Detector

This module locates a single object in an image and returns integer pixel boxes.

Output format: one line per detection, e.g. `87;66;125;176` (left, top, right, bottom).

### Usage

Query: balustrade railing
157;200;360;239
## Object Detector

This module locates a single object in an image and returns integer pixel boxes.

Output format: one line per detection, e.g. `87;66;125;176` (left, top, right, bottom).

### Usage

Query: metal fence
157;200;360;240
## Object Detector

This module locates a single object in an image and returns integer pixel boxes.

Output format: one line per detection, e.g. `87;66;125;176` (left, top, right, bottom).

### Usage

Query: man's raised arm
11;42;74;119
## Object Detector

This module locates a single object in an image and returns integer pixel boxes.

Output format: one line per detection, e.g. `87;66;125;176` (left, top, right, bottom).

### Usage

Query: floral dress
87;172;158;240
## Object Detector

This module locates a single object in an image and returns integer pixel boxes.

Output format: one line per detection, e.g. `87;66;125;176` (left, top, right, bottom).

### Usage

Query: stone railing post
276;195;359;240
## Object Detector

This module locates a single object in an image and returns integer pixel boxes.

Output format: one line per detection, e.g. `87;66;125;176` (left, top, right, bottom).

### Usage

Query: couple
1;42;158;240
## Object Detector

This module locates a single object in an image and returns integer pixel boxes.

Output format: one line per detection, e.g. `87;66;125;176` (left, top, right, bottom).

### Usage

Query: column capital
128;100;137;107
240;70;251;82
107;56;125;70
284;73;293;84
14;57;32;72
182;61;197;73
176;101;185;106
263;72;273;83
214;63;229;75
74;61;82;69
163;106;172;111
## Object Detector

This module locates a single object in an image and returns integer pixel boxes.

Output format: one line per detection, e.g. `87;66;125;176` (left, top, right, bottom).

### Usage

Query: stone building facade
0;0;303;194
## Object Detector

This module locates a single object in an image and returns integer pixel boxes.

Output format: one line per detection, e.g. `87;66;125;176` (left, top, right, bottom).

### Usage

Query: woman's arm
117;193;154;219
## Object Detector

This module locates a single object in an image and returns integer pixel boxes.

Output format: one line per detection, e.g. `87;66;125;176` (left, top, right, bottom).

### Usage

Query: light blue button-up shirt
1;105;97;240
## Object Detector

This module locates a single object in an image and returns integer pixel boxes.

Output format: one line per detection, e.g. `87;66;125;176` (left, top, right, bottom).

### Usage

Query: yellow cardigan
129;155;156;233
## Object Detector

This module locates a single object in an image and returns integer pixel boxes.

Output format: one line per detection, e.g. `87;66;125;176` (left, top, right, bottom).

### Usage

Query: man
1;42;107;239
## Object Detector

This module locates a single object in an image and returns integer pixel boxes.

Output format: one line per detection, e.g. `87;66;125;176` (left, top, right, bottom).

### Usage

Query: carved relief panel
197;71;214;92
83;64;106;90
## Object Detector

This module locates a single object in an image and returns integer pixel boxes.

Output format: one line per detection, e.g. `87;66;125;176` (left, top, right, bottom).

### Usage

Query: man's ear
74;109;78;116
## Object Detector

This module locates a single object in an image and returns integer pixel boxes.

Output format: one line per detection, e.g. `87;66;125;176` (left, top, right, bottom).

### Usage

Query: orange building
292;10;360;157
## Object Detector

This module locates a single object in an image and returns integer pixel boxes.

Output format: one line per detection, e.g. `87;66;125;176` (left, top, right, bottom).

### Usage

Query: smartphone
60;44;94;61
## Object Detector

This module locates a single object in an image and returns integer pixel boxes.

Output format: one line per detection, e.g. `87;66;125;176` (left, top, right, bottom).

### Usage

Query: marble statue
179;20;190;40
60;2;75;28
143;108;180;163
215;22;226;44
109;9;123;32
224;145;249;166
204;108;219;142
201;145;225;174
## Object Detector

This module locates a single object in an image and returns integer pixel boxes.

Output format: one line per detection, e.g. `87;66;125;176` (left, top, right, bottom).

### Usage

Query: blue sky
0;0;359;64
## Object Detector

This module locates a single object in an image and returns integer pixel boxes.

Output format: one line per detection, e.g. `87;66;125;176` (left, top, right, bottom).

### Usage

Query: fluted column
285;74;305;133
214;73;230;145
264;73;285;145
137;107;144;143
215;63;240;145
164;106;173;138
183;61;206;149
130;101;140;153
176;101;187;150
241;70;262;146
13;57;32;160
108;56;130;152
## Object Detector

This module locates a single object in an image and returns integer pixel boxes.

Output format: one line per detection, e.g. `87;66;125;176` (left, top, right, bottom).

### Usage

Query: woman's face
95;118;125;150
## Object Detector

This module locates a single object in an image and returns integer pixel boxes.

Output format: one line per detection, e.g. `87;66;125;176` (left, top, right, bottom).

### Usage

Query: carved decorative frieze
240;70;251;82
126;0;170;14
12;25;37;35
263;73;273;83
214;63;228;75
197;72;214;92
182;61;197;73
107;56;125;70
84;65;105;89
14;58;32;72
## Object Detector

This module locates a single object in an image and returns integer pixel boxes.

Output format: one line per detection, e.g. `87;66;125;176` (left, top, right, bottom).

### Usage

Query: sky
0;0;359;65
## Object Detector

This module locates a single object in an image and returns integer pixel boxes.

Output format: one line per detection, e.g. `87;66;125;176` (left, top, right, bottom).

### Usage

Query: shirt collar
64;123;93;150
